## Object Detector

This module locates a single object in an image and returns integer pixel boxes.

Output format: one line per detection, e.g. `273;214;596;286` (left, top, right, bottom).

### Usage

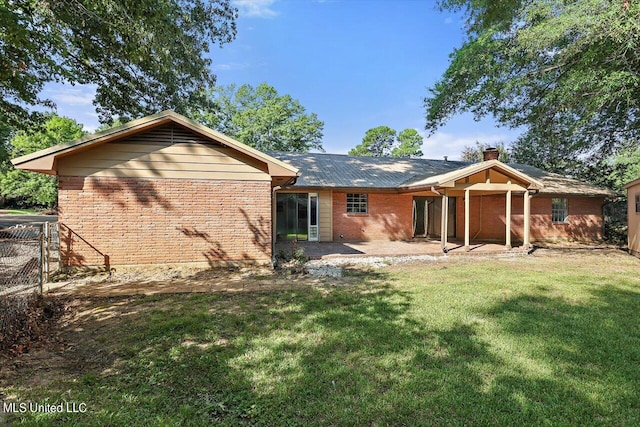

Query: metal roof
270;152;615;197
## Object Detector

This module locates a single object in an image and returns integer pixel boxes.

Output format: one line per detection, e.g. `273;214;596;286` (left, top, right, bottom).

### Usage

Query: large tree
1;0;237;127
349;126;396;157
349;126;424;157
0;115;85;207
392;129;424;158
194;83;324;152
425;0;640;186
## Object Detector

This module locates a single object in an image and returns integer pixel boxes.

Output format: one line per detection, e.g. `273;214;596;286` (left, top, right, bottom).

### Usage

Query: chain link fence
0;223;59;296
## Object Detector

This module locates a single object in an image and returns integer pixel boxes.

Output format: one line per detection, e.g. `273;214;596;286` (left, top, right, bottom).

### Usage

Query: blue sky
42;0;517;160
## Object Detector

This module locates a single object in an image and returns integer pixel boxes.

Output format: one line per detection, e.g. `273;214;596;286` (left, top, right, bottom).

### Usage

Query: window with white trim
552;198;568;223
347;193;368;214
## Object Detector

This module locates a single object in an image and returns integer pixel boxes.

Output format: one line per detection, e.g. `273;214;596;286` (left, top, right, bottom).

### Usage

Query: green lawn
3;250;640;426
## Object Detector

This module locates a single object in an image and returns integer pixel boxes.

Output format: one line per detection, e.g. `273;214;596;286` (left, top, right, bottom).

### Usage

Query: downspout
271;185;282;268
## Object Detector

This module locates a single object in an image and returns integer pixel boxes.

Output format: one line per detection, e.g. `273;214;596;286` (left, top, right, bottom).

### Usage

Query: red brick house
12;111;614;268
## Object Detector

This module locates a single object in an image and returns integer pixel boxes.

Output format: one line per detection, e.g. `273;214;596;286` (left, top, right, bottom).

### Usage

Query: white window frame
551;198;569;223
346;193;368;214
308;193;319;241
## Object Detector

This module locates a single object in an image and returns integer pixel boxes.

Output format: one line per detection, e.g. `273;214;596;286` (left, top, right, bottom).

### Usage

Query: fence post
39;225;44;294
44;222;50;284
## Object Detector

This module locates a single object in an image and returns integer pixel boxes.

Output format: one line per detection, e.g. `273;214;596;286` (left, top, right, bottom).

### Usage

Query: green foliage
392;128;424;158
610;146;640;190
349;126;424;158
427;0;640;187
0;120;12;174
0;1;237;127
460;141;510;163
194;83;324;152
0;114;85;207
349;126;396;157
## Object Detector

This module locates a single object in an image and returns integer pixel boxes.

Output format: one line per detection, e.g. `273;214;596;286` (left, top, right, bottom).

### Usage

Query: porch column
505;189;512;249
440;193;448;251
523;191;531;249
464;188;470;251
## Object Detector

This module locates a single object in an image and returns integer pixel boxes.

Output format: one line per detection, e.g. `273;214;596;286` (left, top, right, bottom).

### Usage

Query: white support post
505;190;512;249
464;188;470;251
441;194;449;251
523;191;531;249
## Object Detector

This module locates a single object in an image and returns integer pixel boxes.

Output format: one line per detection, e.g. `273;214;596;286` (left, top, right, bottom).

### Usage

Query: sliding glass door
276;193;318;241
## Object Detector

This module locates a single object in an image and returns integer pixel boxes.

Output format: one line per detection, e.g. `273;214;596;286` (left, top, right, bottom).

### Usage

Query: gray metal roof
270;152;615;197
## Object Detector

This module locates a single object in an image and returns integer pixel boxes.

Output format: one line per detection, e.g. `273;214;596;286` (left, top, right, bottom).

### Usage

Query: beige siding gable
318;190;332;241
57;124;271;181
455;168;528;186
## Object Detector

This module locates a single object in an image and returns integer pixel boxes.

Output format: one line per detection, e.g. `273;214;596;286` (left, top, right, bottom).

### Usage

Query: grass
3;250;640;426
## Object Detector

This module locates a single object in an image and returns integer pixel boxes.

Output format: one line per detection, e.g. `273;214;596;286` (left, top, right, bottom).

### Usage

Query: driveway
0;214;57;229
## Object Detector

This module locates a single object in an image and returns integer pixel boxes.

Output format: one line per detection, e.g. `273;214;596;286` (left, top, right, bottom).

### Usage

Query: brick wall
455;195;604;242
58;176;272;267
332;192;412;241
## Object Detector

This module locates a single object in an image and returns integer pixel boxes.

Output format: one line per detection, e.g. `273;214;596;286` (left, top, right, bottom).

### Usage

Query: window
347;193;368;214
636;194;640;213
552;198;568;223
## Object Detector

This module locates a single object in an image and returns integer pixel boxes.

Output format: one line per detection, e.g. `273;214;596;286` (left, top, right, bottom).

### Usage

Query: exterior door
308;193;319;241
276;193;309;241
413;197;428;237
427;197;456;238
276;193;318;241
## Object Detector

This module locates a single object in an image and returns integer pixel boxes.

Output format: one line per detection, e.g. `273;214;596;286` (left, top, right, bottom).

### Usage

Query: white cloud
45;84;97;106
233;0;279;18
420;131;510;161
213;62;249;71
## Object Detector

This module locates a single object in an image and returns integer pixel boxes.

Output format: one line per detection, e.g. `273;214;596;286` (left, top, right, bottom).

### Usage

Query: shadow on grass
6;273;640;426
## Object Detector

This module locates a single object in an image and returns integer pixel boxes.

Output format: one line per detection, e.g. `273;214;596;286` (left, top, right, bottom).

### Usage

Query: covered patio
403;159;544;251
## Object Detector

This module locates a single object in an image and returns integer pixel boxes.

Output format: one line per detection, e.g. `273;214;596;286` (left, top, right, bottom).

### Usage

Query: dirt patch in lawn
45;264;337;297
1;267;344;395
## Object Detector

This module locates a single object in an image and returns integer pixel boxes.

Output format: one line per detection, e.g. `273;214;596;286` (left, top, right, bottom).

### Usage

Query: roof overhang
401;159;544;192
624;176;640;189
11;110;300;180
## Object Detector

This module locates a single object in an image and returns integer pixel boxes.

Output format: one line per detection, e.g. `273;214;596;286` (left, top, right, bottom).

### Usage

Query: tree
425;0;640;186
194;83;324;152
1;1;237;127
349;127;424;157
0;115;85;207
610;146;640;191
392;129;424;158
460;142;510;163
0;121;12;173
349;126;396;157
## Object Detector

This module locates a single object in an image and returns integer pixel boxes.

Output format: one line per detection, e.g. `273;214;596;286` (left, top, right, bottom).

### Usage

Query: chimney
482;147;499;161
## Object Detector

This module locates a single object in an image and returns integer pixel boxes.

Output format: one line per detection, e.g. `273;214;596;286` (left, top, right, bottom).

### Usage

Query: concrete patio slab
276;239;528;259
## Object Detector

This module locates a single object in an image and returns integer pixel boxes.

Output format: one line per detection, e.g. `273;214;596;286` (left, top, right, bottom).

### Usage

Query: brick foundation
58;177;272;267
